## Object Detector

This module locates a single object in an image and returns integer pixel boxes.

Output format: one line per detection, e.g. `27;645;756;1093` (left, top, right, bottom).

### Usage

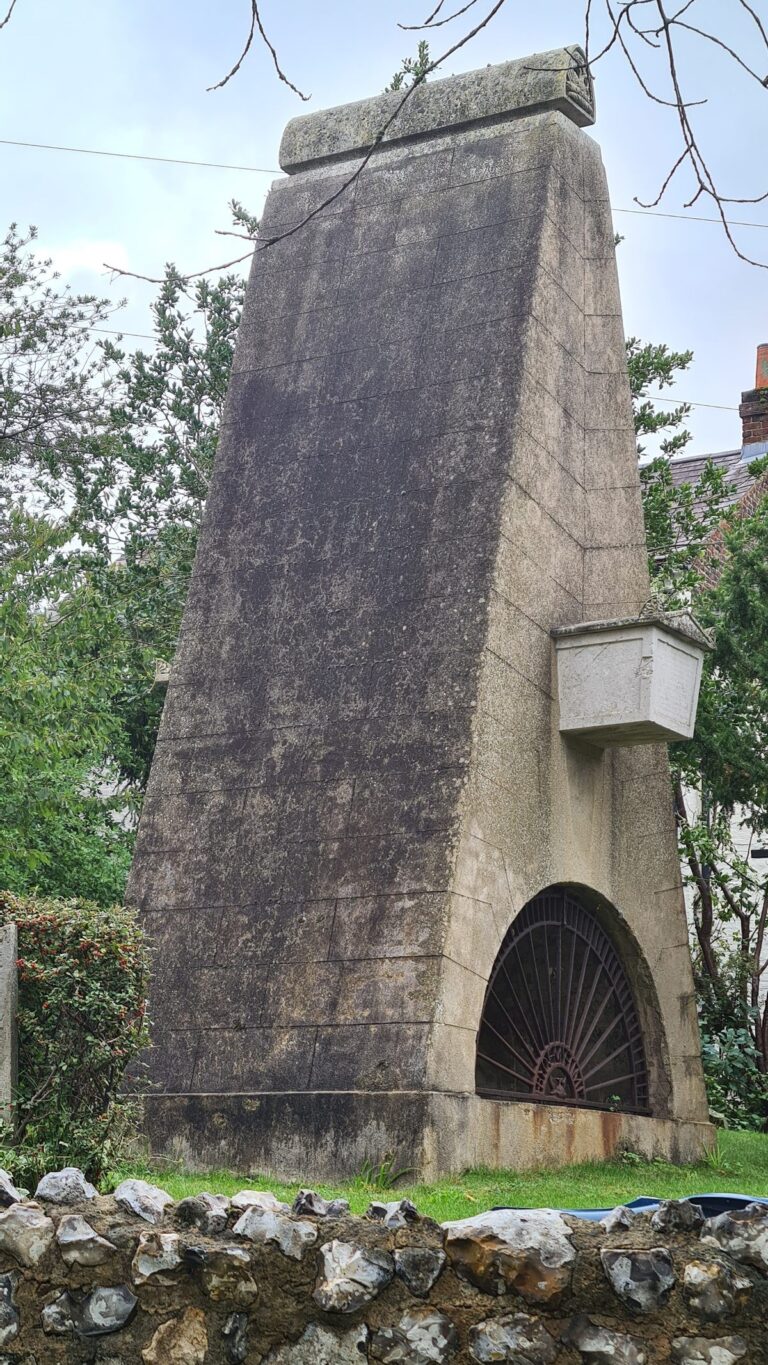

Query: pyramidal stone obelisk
127;46;713;1178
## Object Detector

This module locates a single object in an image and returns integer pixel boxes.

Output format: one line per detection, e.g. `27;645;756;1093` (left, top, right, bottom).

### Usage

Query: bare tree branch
207;0;309;100
0;0;18;30
102;252;254;287
399;0;482;31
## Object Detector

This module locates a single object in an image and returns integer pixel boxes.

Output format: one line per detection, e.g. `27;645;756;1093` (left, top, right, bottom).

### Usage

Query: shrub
0;891;149;1185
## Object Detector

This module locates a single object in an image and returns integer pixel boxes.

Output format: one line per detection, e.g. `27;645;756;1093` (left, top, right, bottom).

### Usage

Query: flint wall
0;1173;765;1363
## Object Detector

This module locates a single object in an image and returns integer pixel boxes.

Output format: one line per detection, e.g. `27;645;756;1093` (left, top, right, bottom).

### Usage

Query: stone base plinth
142;1091;714;1182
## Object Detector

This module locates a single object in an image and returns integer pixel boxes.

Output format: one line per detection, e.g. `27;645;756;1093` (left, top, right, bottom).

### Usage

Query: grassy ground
113;1130;768;1222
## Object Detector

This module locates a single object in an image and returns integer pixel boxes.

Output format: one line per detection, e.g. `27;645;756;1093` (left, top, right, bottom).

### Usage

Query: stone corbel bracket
279;44;595;173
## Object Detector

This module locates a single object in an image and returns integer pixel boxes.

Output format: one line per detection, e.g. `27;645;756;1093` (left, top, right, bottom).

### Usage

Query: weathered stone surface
600;1207;638;1233
0;1203;54;1266
56;1213;116;1267
565;1315;648;1364
233;1206;317;1260
670;1337;748;1365
370;1306;458;1363
113;1178;173;1224
0;1173;22;1209
35;1166;97;1204
650;1199;704;1234
469;1310;558;1362
368;1199;420;1229
263;1322;369;1363
230;1188;290;1213
394;1246;446;1297
292;1188;350;1217
443;1209;576;1300
223;1310;249;1363
682;1259;752;1322
601;1247;675;1313
701;1203;768;1274
0;1277;17;1349
201;1246;259;1305
175;1191;230;1234
314;1239;395;1312
280;45;595;172
131;1230;182;1284
142;1306;208;1363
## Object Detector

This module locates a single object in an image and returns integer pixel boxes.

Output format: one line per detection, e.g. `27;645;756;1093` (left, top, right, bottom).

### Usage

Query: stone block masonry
0;1169;764;1362
127;44;712;1177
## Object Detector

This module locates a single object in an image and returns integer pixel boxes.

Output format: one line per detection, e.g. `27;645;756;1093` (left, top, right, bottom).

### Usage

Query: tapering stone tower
128;47;713;1178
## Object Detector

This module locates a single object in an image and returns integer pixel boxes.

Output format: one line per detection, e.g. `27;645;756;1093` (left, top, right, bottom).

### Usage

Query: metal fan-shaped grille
475;889;649;1113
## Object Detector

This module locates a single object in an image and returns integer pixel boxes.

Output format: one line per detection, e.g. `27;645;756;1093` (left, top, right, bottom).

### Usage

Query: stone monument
127;46;714;1177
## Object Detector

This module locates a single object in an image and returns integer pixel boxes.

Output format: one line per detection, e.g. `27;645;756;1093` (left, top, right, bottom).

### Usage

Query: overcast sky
3;0;766;455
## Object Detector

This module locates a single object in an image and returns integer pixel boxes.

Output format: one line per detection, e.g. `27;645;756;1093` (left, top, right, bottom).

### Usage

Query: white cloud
38;238;130;284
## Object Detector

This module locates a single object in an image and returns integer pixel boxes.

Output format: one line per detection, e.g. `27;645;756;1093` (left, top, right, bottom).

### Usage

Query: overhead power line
2;137;768;232
86;327;742;412
614;207;768;231
0;137;280;175
647;394;737;412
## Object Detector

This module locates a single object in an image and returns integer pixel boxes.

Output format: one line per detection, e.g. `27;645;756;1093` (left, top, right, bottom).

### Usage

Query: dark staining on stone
394;1245;446;1297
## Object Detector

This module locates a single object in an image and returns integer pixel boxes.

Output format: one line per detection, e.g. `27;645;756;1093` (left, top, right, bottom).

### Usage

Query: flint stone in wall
701;1203;768;1274
142;1305;208;1363
56;1213;116;1267
42;1292;75;1334
231;1188;290;1213
670;1337;748;1365
131;1230;182;1284
0;1204;54;1266
78;1284;138;1336
201;1246;259;1305
600;1207;638;1233
601;1247;675;1313
370;1306;458;1363
314;1239;395;1312
233;1206;317;1260
293;1188;350;1217
43;1285;138;1337
222;1310;249;1363
682;1259;752;1321
263;1322;369;1363
650;1200;704;1234
469;1310;558;1363
175;1191;230;1234
443;1209;576;1301
368;1199;420;1229
35;1166;97;1204
0;1172;22;1208
113;1178;173;1224
394;1246;446;1297
0;1276;17;1349
565;1315;648;1364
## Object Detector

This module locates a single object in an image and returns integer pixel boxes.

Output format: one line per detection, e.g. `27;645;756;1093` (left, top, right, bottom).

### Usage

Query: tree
0;508;133;903
641;416;768;1126
0;225;118;505
0;228;243;899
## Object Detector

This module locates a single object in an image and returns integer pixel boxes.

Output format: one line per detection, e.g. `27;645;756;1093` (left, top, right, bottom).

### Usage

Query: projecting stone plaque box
553;611;712;746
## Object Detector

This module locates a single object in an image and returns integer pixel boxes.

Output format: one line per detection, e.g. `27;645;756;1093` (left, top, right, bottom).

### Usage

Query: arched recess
475;885;658;1115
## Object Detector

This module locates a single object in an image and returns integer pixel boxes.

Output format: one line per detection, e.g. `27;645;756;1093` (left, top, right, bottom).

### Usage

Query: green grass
113;1130;768;1222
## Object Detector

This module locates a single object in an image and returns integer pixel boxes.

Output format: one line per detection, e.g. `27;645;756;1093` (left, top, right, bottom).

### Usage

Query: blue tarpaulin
557;1194;768;1222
